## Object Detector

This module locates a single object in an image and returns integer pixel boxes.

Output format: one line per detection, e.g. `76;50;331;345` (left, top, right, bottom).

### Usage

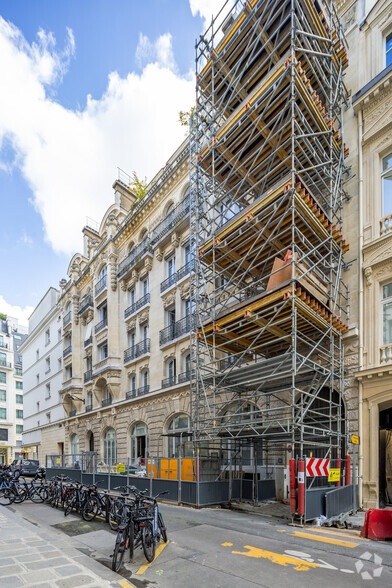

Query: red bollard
298;460;305;516
345;455;351;486
289;459;296;514
335;457;341;487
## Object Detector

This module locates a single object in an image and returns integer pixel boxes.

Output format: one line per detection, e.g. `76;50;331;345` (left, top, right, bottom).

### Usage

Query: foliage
130;171;147;200
0;313;6;321
178;107;196;128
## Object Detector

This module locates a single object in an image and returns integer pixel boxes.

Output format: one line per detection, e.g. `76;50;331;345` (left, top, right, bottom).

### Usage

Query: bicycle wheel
0;487;16;505
142;521;156;563
13;487;28;503
37;486;48;502
82;497;99;521
64;496;76;516
158;512;168;543
29;486;45;503
111;529;127;572
109;500;124;531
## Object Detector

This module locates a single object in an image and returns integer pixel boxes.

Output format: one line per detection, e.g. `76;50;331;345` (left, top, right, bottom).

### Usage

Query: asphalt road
4;501;392;587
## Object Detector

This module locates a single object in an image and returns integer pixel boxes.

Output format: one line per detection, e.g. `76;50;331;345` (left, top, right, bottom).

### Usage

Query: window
166;306;176;327
167;256;176;277
387;32;392;67
184;352;191;375
141;324;149;341
0;352;6;366
0;390;5;401
46;412;51;423
0;372;5;384
16;410;23;419
70;433;80;457
128;330;135;349
99;303;108;323
183;243;192;265
65;365;72;380
45;357;51;373
0;428;8;441
98;341;108;360
167;358;176;380
87;390;93;407
165;202;174;217
46;383;51;399
16;381;22;390
382;152;392;217
130;422;149;462
0;408;6;419
382;282;392;345
129;374;136;393
16;425;23;434
16;395;23;404
45;329;50;345
141;369;149;390
129;288;136;307
142;278;149;297
103;427;117;465
167;413;191;457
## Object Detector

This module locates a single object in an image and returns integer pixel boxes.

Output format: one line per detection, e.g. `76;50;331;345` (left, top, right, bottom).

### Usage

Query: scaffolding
189;0;350;468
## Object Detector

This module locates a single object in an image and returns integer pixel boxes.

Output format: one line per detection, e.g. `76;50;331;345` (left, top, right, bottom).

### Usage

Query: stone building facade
338;0;392;508
58;140;192;466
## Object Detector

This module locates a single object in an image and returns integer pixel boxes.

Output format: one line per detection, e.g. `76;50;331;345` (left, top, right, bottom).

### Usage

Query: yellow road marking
135;540;169;575
304;527;367;541
118;581;137;588
222;542;233;546
230;545;320;571
286;530;359;548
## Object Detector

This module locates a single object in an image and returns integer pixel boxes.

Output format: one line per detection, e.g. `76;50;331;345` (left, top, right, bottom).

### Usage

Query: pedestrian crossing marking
304;527;367;541
285;530;359;548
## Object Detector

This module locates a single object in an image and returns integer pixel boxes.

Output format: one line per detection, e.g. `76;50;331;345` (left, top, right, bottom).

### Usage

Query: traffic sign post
350;434;360;513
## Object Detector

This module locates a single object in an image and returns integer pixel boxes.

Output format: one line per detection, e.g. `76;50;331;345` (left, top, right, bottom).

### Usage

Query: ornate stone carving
179;282;190;300
138;362;149;372
171;232;180;248
155;248;163;262
72;294;80;326
374;263;392;282
163;292;176;309
108;253;118;292
127;319;136;332
364;267;373;287
163;351;176;361
138;309;149;325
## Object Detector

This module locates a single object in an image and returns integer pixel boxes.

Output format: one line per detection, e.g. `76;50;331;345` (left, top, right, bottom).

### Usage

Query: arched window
103;427;117;465
70;433;79;457
130;422;149;462
184;352;191;377
98;265;107;281
167;358;176;380
87;390;93;409
140;229;148;243
167;413;190;457
141;369;149;393
96;265;107;295
165;202;174;217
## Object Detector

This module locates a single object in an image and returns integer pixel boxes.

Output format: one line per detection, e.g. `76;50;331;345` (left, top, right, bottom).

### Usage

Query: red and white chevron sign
306;457;330;477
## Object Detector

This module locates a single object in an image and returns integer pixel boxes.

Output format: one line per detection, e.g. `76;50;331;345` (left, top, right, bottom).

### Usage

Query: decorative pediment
179;282;190;300
138;309;149;325
127;319;137;332
363;97;392;145
163;291;176;309
364;236;392;268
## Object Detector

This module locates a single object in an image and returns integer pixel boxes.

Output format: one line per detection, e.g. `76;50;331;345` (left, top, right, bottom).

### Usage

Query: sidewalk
0;506;131;588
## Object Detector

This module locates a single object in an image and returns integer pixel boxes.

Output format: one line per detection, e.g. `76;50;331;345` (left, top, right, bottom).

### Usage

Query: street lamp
67;393;85;404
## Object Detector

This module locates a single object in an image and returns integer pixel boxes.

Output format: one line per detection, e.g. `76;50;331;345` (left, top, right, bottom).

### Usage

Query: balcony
78;295;93;315
117;239;153;280
69;409;76;417
126;389;137;399
63;311;72;328
63;345;72;358
178;370;194;383
95;275;107;297
14;368;22;377
150;195;190;246
162;375;176;388
84;336;92;348
126;385;150;398
160;315;194;346
95;317;108;334
124;293;150;320
160;273;177;294
0;342;8;350
176;260;194;282
85;404;93;412
0;359;11;368
124;339;150;364
102;397;112;407
84;370;92;383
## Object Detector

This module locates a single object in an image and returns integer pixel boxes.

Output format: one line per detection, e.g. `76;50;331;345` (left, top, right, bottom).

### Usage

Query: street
0;501;391;587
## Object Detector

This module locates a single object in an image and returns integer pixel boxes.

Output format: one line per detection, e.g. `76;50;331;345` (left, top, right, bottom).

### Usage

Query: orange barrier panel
181;458;196;481
361;509;392;541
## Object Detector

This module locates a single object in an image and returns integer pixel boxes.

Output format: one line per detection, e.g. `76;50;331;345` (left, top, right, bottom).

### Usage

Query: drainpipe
358;108;363;508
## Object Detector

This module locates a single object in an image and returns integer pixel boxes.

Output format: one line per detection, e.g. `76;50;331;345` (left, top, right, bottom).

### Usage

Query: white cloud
135;32;176;71
0;295;34;328
0;19;194;257
189;0;234;30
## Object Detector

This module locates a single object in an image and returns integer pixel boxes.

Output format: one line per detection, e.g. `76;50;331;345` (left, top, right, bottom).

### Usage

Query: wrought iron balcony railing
84;336;92;348
94;317;108;334
78;295;93;315
162;375;176;388
0;359;11;368
124;339;150;364
150;195;190;246
176;260;194;282
63;311;72;328
160;273;177;293
85;404;93;412
63;345;72;358
0;342;8;349
137;385;150;396
84;370;92;383
102;397;112;407
95;275;107;297
178;370;194;383
117;239;153;279
124;293;150;319
159;315;193;345
69;409;76;417
126;389;137;399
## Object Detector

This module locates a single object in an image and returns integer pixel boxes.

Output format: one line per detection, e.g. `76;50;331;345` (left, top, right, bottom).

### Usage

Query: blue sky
0;0;220;326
